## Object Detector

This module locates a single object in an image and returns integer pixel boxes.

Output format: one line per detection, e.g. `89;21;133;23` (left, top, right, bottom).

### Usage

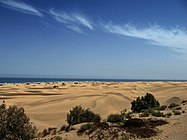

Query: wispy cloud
0;0;43;17
49;9;93;33
66;24;85;34
73;14;93;30
102;22;187;53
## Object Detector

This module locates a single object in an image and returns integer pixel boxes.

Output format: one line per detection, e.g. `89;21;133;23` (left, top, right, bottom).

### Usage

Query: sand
0;81;187;140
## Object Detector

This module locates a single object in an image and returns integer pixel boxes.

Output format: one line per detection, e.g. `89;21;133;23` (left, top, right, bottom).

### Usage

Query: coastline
0;77;187;84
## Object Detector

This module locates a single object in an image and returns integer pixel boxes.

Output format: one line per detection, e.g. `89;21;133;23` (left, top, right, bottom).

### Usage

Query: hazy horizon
0;74;187;80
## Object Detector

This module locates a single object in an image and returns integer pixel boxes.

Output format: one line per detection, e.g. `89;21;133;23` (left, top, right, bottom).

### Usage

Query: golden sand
0;82;187;140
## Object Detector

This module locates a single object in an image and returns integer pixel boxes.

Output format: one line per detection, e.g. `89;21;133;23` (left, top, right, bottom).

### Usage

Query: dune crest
0;81;187;131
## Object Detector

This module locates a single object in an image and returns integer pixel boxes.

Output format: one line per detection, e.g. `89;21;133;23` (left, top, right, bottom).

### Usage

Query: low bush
144;118;169;127
123;118;168;138
66;106;101;125
181;100;187;104
77;118;168;139
151;111;164;117
123;118;145;128
60;125;67;131
59;124;75;132
131;93;160;112
61;83;66;86
54;136;62;140
107;114;124;123
53;85;59;88
173;110;181;115
155;105;167;111
168;103;179;108
42;129;50;137
0;102;37;140
139;110;150;117
48;127;57;132
123;111;133;119
77;123;93;136
175;107;182;110
125;126;158;138
165;112;172;117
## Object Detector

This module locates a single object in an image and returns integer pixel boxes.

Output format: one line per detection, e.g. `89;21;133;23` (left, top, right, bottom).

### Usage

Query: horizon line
0;76;187;81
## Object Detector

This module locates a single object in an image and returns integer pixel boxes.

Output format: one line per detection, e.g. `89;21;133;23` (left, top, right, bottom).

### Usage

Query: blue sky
0;0;187;79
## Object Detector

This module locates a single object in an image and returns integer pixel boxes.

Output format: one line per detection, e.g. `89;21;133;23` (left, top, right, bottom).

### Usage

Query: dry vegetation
0;82;187;140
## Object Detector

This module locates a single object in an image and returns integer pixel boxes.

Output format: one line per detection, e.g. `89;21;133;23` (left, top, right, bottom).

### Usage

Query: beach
0;81;187;139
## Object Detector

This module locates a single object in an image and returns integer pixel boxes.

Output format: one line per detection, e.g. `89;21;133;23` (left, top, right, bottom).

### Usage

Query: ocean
0;77;186;84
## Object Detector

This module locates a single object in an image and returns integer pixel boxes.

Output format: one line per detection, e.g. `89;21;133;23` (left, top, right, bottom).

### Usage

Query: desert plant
151;111;164;117
120;109;127;115
107;114;124;123
155;105;167;111
123;118;168;138
53;85;59;88
175;107;182;110
77;123;93;136
123;111;133;119
131;93;160;112
59;124;76;132
48;127;57;132
168;103;179;108
54;136;62;140
60;124;67;131
139;110;150;117
165;112;172;117
42;129;49;137
181;100;187;104
66;106;101;125
173;110;181;115
0;102;37;140
143;118;169;127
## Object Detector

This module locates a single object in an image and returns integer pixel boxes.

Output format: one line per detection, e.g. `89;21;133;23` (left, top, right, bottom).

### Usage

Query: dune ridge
0;82;187;132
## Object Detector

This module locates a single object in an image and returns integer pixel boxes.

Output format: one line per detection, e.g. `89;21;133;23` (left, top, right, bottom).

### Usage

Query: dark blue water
0;77;186;84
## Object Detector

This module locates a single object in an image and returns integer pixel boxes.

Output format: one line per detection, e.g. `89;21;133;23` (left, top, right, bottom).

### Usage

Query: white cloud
0;0;43;17
49;9;93;33
66;24;84;34
102;23;187;53
73;14;93;30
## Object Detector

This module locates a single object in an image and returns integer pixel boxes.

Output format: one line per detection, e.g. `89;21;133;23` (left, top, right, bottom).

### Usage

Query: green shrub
60;124;67;131
131;93;160;112
123;111;133;119
165;112;172;117
168;103;179;108
42;129;50;137
141;108;155;114
139;110;150;117
173;110;181;115
155;105;167;110
175;107;182;110
151;111;164;117
54;136;62;140
48;127;57;132
107;114;124;123
77;123;93;136
181;100;187;104
0;102;37;140
66;106;101;125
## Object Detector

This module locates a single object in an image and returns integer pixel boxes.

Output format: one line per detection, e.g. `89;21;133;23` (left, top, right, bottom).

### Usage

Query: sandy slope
0;82;187;138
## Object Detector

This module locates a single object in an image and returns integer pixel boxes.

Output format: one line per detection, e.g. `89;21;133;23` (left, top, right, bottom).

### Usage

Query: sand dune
0;82;187;133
